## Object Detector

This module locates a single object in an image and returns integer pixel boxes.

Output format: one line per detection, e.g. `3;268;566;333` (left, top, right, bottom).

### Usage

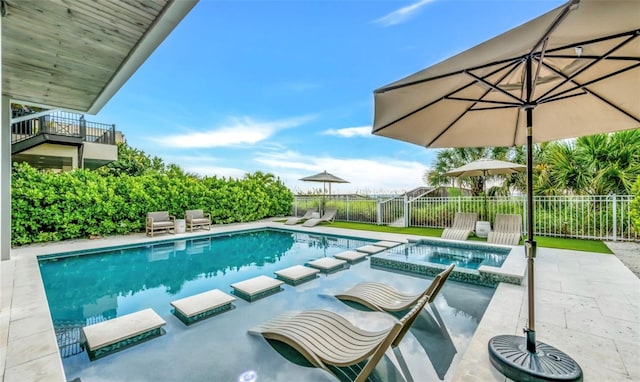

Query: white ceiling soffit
2;0;198;114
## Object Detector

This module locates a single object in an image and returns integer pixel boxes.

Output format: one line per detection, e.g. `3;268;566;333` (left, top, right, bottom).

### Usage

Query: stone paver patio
1;221;638;381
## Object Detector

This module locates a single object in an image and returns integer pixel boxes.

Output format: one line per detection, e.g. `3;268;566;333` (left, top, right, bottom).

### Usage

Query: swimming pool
38;228;496;381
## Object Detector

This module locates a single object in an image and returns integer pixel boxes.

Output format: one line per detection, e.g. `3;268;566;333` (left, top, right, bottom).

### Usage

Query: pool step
231;275;284;302
82;308;166;360
307;257;348;273
275;265;320;285
334;250;369;263
355;245;386;254
372;240;403;248
171;289;236;325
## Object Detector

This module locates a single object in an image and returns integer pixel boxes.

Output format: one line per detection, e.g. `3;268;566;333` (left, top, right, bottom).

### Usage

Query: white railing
292;194;638;241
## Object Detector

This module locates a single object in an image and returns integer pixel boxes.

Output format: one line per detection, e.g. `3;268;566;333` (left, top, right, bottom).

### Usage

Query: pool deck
1;220;638;381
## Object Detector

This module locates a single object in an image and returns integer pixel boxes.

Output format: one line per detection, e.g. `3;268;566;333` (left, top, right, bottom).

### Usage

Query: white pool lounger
171;289;236;325
82;308;166;360
231;275;285;302
334;250;369;263
307;257;348;273
275;265;320;285
355;245;387;254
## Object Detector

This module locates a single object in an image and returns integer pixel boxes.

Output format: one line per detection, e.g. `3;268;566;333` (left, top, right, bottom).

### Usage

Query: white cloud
321;126;371;138
255;151;430;194
374;0;436;27
161;154;248;179
150;115;315;148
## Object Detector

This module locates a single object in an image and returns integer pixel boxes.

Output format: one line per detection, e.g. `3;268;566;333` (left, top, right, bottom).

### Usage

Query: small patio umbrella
444;158;526;220
300;171;349;213
372;0;638;380
300;170;349;195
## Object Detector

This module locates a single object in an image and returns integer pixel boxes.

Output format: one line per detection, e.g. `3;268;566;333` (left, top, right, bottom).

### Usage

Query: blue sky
95;0;564;194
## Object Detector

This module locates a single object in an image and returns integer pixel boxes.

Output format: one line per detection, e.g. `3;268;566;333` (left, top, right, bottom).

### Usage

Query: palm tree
424;147;510;196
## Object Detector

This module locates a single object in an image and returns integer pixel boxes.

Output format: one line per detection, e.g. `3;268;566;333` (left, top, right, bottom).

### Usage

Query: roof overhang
2;0;198;114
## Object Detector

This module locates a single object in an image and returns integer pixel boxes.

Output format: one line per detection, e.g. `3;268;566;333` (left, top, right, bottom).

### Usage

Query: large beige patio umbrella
444;158;526;220
372;0;639;380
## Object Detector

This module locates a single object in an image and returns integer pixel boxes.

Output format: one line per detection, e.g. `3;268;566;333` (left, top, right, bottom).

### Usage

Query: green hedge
631;176;640;233
11;163;293;246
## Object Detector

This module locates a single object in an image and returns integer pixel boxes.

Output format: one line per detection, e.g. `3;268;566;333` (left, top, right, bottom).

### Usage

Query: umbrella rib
535;31;639;102
374;59;521;135
464;71;526;105
424;60;524;146
527;0;578;57
446;97;522;107
537;61;640;123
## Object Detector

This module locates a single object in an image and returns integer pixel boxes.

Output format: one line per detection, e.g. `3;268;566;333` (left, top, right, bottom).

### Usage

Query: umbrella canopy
373;0;639;148
444;159;526;220
372;0;638;380
443;158;526;178
299;171;349;195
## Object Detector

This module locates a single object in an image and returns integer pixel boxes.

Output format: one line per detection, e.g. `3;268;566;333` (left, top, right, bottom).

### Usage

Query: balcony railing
11;109;115;145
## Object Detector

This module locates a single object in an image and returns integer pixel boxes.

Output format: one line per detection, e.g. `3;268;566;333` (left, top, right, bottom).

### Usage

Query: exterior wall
21;143;77;170
83;142;117;162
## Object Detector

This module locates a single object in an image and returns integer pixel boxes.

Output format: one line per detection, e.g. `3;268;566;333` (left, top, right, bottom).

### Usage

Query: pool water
38;228;496;381
39;229;372;356
383;240;510;270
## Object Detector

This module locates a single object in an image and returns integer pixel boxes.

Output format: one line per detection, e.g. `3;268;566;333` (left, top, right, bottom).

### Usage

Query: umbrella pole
524;123;537;353
488;55;582;382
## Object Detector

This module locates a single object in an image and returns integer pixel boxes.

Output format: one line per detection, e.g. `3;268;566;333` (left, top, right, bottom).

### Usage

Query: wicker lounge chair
248;295;430;382
335;264;455;312
488;214;522;245
302;209;337;227
441;212;477;241
146;211;175;237
185;209;211;232
284;208;316;225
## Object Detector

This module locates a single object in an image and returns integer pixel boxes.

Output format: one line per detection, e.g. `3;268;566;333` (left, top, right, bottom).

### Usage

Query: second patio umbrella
300;171;349;214
372;0;638;380
444;158;526;220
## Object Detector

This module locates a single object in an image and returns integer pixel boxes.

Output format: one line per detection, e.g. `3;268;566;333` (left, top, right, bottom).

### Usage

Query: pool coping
2;220;638;381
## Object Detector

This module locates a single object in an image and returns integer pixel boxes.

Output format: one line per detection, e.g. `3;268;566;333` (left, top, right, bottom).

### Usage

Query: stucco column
1;94;10;262
1;13;9;305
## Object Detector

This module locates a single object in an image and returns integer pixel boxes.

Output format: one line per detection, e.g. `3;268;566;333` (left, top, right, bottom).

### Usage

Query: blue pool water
39;229;373;355
383;239;510;270
38;228;497;381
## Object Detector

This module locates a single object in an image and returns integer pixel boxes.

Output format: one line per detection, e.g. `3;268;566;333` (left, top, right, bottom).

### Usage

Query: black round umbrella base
488;335;583;382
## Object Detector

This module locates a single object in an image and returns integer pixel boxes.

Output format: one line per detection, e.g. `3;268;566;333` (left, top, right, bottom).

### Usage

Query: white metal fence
292;194;638;241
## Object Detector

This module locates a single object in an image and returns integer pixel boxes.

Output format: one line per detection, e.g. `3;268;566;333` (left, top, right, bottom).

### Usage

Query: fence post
612;194;617;242
377;197;382;225
293;196;298;216
458;196;461;212
404;194;409;228
346;195;350;221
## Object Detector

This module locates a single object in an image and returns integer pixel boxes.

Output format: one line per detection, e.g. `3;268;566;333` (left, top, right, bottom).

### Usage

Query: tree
97;142;166;177
424;147;511;196
532;130;640;195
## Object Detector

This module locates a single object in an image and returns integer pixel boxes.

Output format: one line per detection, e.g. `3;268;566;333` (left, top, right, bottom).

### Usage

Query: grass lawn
326;221;613;254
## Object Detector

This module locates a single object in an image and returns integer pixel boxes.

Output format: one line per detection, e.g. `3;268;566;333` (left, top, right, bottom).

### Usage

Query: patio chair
488;214;522;246
248;295;430;382
284;208;317;225
302;208;337;227
441;212;477;241
146;211;175;237
335;264;455;312
185;209;211;232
